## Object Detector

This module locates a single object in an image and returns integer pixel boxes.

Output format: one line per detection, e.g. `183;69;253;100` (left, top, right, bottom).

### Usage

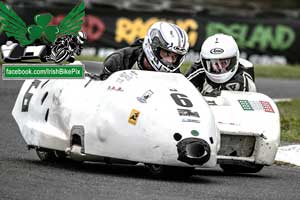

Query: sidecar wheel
146;164;194;178
36;149;58;162
36;149;68;163
220;163;264;174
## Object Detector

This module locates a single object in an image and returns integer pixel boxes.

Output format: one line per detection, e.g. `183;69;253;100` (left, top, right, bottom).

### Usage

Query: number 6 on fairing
21;80;41;112
170;93;193;107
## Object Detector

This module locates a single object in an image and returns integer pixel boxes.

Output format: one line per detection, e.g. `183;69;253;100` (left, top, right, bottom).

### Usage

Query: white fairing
1;41;46;61
12;70;219;168
205;91;280;165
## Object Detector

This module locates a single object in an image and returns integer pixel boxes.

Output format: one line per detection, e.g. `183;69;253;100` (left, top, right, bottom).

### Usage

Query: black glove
85;72;101;80
202;89;221;97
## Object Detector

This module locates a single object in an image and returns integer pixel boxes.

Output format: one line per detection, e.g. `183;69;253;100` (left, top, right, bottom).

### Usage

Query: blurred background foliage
5;0;300;18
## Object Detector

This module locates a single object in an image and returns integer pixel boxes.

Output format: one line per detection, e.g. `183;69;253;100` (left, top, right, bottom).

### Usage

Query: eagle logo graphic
0;1;85;46
0;1;86;63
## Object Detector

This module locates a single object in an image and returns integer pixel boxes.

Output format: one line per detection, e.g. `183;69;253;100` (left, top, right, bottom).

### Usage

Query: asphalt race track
256;78;300;99
0;75;300;200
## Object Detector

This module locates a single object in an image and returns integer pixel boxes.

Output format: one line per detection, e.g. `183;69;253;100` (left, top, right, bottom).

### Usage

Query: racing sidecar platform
204;91;280;173
12;62;280;176
12;68;220;177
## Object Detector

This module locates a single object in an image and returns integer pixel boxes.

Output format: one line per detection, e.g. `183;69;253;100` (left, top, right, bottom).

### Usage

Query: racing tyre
53;48;70;63
146;164;194;179
220;163;264;174
36;149;68;163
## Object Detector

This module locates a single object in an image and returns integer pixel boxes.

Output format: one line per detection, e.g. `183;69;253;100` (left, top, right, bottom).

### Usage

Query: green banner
2;64;84;79
1;5;300;64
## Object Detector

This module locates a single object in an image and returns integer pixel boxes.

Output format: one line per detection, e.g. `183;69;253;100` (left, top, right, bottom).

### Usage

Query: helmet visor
202;57;237;74
157;48;183;70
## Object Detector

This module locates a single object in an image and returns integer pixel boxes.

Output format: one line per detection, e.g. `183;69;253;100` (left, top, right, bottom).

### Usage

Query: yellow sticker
128;109;140;125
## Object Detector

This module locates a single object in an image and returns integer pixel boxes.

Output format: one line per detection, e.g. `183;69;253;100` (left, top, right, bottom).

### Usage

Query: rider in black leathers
99;21;190;80
46;31;87;63
185;33;256;96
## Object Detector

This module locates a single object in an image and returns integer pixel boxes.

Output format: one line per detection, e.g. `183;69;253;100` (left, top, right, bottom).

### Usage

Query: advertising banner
1;5;299;65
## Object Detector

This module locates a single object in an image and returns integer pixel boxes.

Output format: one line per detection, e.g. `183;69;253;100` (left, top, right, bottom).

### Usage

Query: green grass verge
255;65;300;79
277;99;300;143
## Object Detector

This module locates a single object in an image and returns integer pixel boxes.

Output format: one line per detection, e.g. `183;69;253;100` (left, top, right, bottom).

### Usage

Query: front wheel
220;163;264;174
146;164;194;179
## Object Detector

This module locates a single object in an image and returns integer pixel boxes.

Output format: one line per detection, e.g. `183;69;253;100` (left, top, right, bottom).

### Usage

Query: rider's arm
238;58;256;92
239;58;255;82
221;67;256;92
100;47;142;80
100;52;126;80
185;62;206;91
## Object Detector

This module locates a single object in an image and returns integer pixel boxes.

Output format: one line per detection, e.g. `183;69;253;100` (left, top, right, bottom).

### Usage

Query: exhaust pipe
65;144;86;161
177;138;211;165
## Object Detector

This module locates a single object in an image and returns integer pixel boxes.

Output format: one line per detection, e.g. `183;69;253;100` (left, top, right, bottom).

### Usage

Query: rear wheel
146;164;194;179
220;163;264;174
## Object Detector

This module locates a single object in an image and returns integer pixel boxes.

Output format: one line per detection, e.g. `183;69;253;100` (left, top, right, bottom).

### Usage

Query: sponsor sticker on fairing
177;109;200;118
107;86;124;91
206;100;217;106
137;89;153;103
128;109;140;125
238;100;254;111
182;118;200;123
116;71;138;83
238;100;274;113
260;101;275;113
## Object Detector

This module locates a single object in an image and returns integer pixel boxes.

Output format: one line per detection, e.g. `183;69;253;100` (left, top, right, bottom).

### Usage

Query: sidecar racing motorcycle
12;62;280;177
